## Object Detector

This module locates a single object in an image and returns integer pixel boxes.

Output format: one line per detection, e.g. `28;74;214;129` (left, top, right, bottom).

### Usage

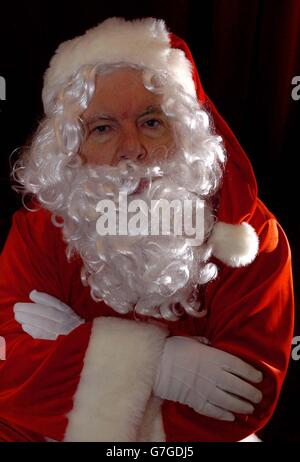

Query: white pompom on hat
207;222;259;268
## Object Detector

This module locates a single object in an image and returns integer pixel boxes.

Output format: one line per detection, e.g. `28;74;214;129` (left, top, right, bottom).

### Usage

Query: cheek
145;130;174;159
80;138;115;165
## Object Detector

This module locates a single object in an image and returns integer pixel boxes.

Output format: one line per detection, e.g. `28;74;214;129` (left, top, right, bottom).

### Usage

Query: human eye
92;124;111;134
142;118;162;129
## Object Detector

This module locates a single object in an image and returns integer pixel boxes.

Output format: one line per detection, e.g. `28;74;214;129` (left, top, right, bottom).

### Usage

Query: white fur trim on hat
42;17;196;113
208;221;259;267
63;316;168;442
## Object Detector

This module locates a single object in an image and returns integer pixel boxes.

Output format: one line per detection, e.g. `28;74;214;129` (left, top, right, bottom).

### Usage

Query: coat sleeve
161;204;294;442
0;208;94;441
0;208;168;442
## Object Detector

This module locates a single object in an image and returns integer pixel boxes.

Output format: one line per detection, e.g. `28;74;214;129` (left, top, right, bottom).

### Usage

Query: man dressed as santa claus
0;17;294;442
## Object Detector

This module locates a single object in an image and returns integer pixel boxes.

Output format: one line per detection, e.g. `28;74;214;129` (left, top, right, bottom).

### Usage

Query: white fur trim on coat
208;221;259;267
42;17;196;113
63;317;168;442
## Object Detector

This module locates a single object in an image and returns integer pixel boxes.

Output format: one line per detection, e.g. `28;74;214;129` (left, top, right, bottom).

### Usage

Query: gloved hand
153;336;263;421
14;290;85;340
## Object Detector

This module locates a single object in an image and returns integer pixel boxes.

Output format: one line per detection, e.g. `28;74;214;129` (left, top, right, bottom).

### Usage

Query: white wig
12;18;258;321
12;59;227;320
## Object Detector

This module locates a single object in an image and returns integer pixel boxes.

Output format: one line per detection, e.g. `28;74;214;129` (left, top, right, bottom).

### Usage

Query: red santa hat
42;17;259;268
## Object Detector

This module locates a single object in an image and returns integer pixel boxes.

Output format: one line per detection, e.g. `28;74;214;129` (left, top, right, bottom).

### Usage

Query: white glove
153;336;263;421
14;290;85;340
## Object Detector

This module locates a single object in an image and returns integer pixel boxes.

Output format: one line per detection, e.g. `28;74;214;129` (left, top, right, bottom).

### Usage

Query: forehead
82;68;163;120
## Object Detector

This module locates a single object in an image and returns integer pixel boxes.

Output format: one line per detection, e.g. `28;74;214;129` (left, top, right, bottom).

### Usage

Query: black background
0;0;299;442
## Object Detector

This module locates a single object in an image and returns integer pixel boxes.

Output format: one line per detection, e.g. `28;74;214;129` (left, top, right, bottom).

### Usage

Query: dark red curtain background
0;0;299;442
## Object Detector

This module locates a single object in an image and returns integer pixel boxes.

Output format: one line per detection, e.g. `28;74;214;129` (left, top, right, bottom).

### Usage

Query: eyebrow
84;105;163;125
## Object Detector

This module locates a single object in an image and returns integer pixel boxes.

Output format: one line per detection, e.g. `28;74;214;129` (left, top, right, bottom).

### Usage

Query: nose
116;124;147;162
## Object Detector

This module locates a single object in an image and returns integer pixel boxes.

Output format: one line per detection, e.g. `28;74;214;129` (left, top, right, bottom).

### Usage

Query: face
80;68;174;166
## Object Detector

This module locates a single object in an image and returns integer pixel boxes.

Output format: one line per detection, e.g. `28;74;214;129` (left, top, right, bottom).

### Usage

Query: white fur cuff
42;17;196;113
63;317;168;442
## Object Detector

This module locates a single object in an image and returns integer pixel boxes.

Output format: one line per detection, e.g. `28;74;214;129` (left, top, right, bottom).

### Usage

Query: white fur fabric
208;222;259;267
63;317;168;442
42;17;196;112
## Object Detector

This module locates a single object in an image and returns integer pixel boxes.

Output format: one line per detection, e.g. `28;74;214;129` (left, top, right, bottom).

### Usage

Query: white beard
55;153;218;321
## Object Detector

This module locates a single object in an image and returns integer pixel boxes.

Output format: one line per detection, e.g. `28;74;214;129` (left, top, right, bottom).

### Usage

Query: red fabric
162;202;294;441
0;192;294;442
170;32;258;224
0;34;294;442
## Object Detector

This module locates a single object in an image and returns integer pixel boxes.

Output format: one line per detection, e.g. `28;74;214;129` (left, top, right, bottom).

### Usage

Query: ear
208;221;259;267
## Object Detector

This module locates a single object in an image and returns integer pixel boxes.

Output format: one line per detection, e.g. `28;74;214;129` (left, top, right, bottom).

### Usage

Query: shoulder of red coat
250;199;280;254
16;204;52;227
13;203;62;246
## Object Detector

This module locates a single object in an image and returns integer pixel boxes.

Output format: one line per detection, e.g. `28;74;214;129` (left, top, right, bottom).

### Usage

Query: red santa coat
0;150;294;442
0;35;294;442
